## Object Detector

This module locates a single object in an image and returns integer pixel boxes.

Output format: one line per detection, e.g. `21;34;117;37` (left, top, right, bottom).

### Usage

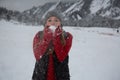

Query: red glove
43;26;53;42
54;26;63;38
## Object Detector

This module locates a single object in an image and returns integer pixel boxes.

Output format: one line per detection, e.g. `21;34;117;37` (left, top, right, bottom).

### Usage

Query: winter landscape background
0;20;120;80
0;0;120;80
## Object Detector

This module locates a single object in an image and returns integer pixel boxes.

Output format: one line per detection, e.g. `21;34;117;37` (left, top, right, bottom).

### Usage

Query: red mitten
43;26;53;42
54;26;62;37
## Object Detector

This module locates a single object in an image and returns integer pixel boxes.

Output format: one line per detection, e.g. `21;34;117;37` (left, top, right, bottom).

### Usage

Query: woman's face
45;16;61;28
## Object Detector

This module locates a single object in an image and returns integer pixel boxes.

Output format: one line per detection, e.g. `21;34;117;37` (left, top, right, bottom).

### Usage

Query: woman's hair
41;11;63;26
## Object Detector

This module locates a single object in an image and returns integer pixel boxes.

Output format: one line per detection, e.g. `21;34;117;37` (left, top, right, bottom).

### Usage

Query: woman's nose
51;21;55;25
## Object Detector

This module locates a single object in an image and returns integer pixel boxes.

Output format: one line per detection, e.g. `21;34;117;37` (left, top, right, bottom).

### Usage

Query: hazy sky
0;0;76;12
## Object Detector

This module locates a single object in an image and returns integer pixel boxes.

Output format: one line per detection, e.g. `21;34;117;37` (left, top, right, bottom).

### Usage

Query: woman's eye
48;19;52;22
55;19;58;22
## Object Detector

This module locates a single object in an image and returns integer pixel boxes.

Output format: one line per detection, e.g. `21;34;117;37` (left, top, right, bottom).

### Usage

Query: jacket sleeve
53;32;73;62
33;31;41;61
33;30;53;61
33;31;48;61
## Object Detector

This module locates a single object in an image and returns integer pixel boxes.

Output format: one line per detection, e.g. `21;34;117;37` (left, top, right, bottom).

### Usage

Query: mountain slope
1;0;120;27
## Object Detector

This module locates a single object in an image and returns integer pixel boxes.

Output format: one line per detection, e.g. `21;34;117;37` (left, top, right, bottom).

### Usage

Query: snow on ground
0;20;120;80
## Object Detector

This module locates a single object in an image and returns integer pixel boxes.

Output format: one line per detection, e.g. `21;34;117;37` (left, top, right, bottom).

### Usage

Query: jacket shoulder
36;31;43;40
65;31;73;39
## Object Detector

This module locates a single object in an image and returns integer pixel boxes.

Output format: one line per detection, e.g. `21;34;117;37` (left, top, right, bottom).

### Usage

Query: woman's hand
54;26;66;46
54;26;62;37
43;26;53;42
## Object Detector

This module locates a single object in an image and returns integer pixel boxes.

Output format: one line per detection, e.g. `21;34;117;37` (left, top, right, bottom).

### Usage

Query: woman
32;11;73;80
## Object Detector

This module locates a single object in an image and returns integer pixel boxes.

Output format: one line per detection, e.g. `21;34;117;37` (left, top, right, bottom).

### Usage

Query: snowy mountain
90;0;120;19
0;20;120;80
0;0;120;27
18;0;120;27
63;0;120;20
